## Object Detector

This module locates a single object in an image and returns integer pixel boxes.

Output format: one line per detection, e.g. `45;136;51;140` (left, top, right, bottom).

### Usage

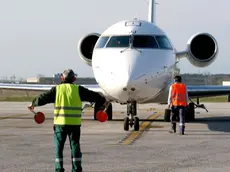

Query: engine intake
186;33;218;67
77;33;100;66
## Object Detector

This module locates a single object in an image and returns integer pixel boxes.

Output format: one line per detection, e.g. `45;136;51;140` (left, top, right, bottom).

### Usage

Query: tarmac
1;102;230;172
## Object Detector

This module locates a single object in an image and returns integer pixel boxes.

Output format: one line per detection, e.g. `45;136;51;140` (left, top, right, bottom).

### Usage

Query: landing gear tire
106;103;113;120
164;109;171;122
124;117;129;131
94;102;113;121
134;117;139;131
186;103;195;122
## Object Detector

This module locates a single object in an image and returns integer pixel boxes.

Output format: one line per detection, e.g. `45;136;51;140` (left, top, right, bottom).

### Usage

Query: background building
24;73;227;85
26;73;97;85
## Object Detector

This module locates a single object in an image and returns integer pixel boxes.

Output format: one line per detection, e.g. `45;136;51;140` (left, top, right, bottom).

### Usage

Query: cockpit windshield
95;35;172;49
133;35;158;48
106;36;130;48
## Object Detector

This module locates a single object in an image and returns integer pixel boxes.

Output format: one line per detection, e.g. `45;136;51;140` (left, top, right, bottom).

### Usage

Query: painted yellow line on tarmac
120;112;163;145
0;114;28;120
146;108;156;111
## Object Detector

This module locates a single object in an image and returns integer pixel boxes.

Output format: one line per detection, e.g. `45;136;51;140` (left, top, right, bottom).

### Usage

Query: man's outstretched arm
31;87;56;107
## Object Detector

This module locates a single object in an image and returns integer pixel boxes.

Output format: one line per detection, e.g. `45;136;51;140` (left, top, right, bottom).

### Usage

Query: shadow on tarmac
152;116;230;134
193;116;230;133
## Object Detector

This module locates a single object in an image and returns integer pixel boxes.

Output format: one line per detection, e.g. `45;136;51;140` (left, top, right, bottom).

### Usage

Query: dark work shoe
179;131;184;135
180;126;185;135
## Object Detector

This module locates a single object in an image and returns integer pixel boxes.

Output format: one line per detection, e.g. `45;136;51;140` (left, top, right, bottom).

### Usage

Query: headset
61;73;76;83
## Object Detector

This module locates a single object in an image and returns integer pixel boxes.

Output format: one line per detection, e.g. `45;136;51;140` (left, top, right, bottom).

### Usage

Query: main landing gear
124;101;139;131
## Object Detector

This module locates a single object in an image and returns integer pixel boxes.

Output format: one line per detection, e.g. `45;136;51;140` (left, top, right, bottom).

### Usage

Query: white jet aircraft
1;0;230;131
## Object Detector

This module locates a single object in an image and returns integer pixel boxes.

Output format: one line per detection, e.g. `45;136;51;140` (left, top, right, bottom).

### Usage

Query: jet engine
176;33;218;67
185;33;218;67
77;33;100;66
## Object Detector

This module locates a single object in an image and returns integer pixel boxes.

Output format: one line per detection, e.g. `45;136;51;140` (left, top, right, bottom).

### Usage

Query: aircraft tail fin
148;0;156;23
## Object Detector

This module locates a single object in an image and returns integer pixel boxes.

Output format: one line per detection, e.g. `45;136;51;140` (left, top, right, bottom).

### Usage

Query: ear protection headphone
61;74;65;81
61;74;76;82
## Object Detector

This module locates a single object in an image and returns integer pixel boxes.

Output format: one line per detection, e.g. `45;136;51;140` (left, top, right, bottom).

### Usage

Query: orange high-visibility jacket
171;83;187;107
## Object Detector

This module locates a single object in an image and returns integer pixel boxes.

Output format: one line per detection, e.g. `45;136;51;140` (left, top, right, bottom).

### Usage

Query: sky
0;0;230;79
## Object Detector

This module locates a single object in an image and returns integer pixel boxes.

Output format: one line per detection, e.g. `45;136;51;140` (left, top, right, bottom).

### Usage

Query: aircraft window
155;36;172;49
95;36;110;48
133;35;158;48
106;36;130;48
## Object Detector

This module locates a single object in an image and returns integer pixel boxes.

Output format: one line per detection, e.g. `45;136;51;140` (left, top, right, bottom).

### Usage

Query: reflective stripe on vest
54;84;82;125
171;83;187;107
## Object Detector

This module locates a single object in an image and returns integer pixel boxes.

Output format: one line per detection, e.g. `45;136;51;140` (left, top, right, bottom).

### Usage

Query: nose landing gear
124;101;140;131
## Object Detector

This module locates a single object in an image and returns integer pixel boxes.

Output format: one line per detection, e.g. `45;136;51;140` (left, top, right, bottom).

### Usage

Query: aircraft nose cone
119;73;139;92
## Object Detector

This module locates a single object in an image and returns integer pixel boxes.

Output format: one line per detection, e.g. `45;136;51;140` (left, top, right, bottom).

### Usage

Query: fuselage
92;19;178;104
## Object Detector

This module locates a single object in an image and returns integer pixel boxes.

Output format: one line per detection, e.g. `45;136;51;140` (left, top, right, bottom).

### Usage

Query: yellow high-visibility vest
54;84;82;125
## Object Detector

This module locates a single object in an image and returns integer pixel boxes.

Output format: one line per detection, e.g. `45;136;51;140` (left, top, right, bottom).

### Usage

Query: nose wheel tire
124;116;140;131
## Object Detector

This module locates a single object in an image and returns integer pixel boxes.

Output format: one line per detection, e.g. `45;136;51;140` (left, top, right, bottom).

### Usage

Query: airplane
1;0;230;131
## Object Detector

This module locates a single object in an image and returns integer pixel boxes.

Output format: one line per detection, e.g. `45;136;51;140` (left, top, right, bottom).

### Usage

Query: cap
62;69;77;82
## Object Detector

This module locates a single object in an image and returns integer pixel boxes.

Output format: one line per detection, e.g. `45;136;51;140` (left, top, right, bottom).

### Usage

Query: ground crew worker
167;75;188;135
28;69;106;172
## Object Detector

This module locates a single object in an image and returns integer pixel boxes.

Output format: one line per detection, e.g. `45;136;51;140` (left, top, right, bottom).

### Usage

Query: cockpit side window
133;35;158;48
155;36;172;49
106;36;130;48
95;36;110;48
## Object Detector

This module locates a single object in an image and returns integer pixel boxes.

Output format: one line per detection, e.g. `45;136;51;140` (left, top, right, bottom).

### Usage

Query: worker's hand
28;103;34;112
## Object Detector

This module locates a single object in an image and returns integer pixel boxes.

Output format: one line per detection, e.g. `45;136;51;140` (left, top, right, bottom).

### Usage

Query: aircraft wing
2;83;230;102
0;83;118;103
0;83;104;94
187;85;230;98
